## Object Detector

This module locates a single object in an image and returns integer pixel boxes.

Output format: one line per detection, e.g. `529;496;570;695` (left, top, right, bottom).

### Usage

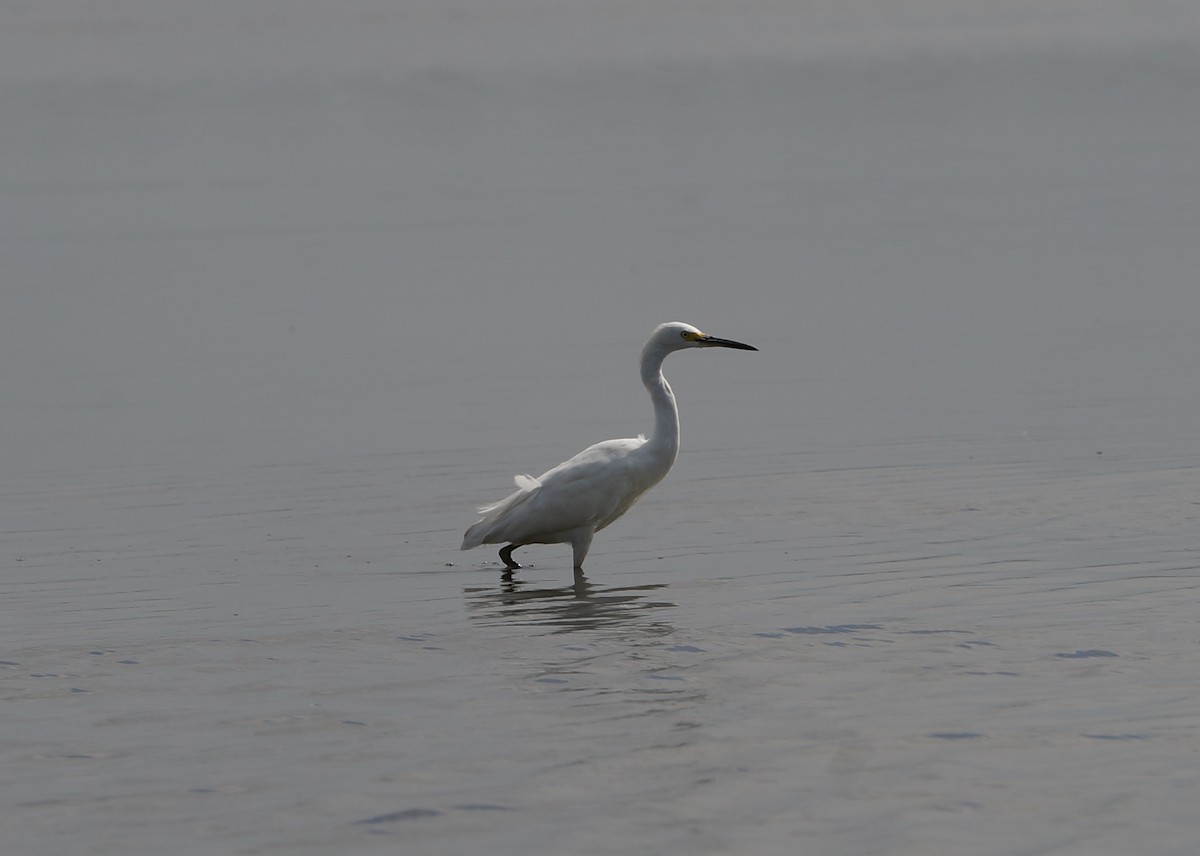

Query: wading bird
462;322;757;571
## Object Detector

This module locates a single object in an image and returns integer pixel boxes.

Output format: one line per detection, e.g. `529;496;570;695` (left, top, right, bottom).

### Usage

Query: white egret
462;322;757;570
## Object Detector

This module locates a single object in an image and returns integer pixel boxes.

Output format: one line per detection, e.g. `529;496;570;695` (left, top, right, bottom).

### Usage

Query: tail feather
461;474;541;549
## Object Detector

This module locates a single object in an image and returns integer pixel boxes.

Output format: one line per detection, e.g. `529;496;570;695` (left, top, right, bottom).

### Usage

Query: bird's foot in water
498;544;522;570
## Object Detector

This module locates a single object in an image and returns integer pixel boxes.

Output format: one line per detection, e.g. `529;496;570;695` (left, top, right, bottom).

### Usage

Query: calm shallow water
4;441;1198;854
3;3;1200;854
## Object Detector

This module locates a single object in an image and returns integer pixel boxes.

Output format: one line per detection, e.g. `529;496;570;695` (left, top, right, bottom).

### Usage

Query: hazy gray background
3;0;1199;475
3;3;1200;854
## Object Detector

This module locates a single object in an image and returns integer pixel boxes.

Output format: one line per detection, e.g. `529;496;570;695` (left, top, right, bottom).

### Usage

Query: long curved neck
640;343;680;467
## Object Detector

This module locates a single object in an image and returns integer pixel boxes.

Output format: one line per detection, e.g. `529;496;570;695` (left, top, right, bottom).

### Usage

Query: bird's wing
462;437;651;547
520;438;653;534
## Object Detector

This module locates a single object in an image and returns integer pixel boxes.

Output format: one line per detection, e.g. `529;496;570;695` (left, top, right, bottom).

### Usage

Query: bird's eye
680;330;690;339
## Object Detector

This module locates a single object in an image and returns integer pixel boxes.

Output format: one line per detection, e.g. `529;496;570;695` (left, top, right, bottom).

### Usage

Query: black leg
498;543;521;569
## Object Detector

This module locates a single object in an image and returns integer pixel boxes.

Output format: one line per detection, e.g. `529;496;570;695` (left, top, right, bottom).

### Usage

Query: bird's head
651;322;758;353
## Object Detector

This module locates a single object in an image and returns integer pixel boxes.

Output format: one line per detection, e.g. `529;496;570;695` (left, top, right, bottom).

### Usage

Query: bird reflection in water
465;568;675;634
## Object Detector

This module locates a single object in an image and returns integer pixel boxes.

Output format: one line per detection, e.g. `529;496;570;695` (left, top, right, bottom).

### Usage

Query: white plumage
462;322;757;571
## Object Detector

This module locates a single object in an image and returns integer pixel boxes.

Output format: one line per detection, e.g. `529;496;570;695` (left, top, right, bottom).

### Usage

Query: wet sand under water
4;440;1198;855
